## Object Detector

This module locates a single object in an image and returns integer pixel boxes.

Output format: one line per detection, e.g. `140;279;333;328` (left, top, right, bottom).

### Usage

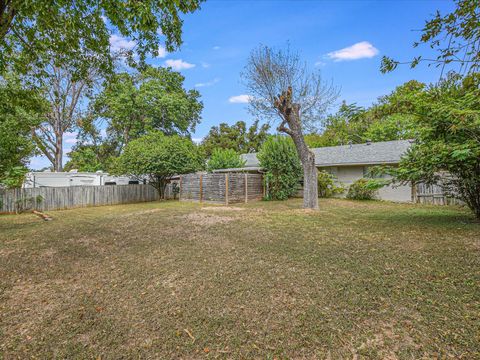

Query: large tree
0;74;47;187
305;81;425;148
243;45;338;209
93;66;202;154
395;74;480;219
201;120;270;157
31;64;101;171
114;132;203;198
0;0;202;79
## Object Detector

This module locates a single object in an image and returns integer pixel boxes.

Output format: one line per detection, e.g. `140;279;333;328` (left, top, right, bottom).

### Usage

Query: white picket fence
0;184;167;213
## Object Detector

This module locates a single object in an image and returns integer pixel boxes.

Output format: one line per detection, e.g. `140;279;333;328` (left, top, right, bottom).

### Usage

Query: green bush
258;136;302;200
346;178;389;200
317;170;345;198
206;148;245;172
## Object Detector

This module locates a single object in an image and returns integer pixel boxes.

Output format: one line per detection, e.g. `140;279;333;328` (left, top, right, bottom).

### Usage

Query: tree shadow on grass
365;206;478;228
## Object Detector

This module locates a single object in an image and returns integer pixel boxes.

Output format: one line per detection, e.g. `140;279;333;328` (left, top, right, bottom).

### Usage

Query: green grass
0;199;478;358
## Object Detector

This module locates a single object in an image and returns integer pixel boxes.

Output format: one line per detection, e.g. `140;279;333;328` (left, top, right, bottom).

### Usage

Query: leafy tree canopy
201;120;270;157
64;145;112;173
92;66;202;153
394;73;480;218
206;149;246;172
0;74;47;187
305;81;425;148
258;136;302;200
113;132;204;197
0;0;203;79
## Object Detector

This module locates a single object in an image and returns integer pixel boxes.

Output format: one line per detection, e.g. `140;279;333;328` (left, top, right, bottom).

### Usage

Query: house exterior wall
319;165;412;203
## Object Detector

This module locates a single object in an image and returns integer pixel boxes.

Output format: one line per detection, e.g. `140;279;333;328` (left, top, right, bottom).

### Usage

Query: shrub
346;178;389;200
258;136;302;200
206;148;245;172
113;132;204;198
317;170;345;198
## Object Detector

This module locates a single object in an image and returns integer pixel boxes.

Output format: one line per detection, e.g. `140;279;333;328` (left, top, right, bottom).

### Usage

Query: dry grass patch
0;198;478;358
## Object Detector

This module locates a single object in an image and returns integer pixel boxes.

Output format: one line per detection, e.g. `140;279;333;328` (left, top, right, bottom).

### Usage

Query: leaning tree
243;45;338;209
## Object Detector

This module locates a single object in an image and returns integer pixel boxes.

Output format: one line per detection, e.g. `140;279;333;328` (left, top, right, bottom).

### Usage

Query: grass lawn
0;199;478;358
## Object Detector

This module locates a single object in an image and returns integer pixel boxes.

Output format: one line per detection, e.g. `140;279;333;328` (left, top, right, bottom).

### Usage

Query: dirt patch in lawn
182;212;234;226
201;206;245;212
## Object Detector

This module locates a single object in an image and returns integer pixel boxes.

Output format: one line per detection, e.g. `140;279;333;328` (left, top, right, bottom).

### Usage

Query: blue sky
31;0;454;170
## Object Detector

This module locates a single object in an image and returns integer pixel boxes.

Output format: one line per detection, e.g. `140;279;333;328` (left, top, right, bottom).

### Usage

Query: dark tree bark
275;87;318;209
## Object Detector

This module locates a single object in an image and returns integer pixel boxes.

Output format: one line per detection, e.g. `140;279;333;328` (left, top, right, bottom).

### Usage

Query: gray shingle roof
312;140;412;166
241;140;412;167
241;153;260;167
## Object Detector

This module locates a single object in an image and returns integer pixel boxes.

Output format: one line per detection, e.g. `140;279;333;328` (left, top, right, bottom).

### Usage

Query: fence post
225;173;229;205
244;173;248;203
411;181;417;203
199;174;203;203
179;176;182;201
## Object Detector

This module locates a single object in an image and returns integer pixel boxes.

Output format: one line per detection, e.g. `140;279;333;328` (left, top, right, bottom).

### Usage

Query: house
239;139;414;202
23;170;142;188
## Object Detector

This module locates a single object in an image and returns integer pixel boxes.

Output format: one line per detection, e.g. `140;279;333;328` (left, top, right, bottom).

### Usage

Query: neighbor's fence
179;173;264;204
415;183;463;205
0;184;162;213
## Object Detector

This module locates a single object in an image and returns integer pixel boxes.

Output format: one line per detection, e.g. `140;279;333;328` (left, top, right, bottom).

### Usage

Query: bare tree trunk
302;151;318;209
278;95;319;210
289;128;318;209
55;133;63;172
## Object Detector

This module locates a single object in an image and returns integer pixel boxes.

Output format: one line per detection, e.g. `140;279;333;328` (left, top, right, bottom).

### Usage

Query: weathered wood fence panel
415;183;463;205
179;173;263;204
0;184;161;213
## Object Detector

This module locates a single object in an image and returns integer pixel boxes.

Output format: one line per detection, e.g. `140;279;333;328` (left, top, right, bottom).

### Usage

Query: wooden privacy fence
0;184;161;213
415;183;463;205
179;173;264;204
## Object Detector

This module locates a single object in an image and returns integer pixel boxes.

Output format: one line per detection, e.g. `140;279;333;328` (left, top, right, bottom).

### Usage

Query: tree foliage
201;120;270;157
258;136;302;201
113;132;203;197
0;0;203;79
394;74;480;218
305;81;424;148
64;145;107;173
93;66;202;153
0;75;47;187
381;0;480;75
206;149;245;172
31;64;102;171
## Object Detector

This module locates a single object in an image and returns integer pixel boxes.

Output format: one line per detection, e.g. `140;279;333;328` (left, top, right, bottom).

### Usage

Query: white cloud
157;45;167;58
315;60;326;67
228;94;252;104
64;131;78;138
327;41;379;61
201;62;210;68
192;137;203;144
212;46;221;50
163;59;195;70
109;34;136;52
195;78;220;88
